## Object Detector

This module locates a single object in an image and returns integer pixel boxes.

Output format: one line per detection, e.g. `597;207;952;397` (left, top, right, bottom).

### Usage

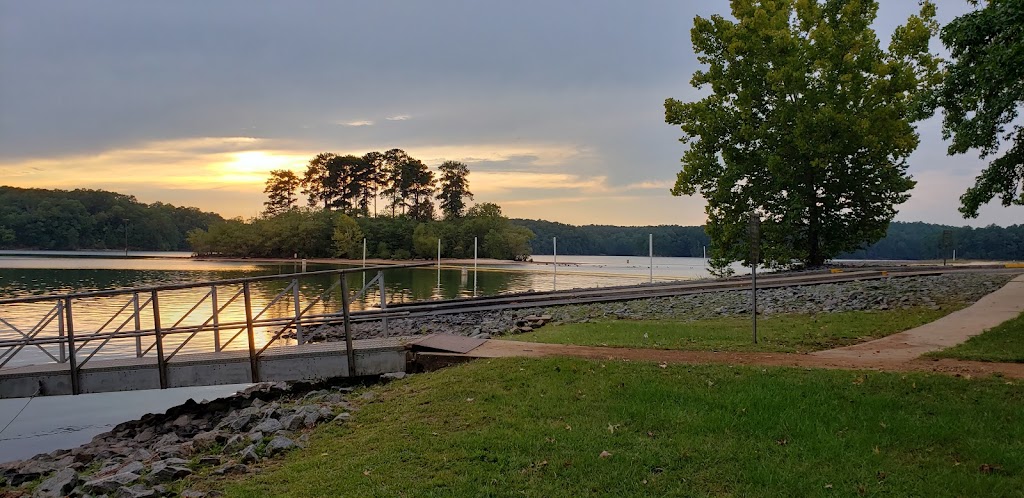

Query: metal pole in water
292;279;303;344
649;233;653;283
437;238;441;291
57;299;66;363
210;286;220;352
378;271;388;337
553;236;557;291
473;236;478;297
243;282;259;383
152;290;167;389
362;238;367;268
64;297;78;395
133;292;142;357
341;276;355;377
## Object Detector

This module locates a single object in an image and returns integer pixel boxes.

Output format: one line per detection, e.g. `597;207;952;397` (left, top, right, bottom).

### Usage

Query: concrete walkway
810;273;1024;363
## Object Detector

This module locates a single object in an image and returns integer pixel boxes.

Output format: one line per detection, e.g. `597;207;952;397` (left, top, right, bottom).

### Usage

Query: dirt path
460;273;1024;379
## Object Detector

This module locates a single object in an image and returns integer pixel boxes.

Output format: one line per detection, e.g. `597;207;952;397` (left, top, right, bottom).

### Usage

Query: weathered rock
181;490;208;498
116;483;157;498
83;472;142;494
252;418;282;434
239;445;260;464
198;456;222;467
222;434;246;453
332;412;352;424
248;431;265;442
155;444;185;459
171;414;192;428
34;468;79;498
280;414;305;431
148;461;192;483
264;436;297;457
381;372;406;381
212;464;249;475
133;428;156;444
192;430;222;451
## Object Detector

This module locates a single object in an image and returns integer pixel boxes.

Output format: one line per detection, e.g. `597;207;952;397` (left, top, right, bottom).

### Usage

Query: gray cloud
1;0;1021;226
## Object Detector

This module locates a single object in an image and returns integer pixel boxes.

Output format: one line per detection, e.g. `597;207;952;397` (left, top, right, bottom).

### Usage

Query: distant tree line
512;219;710;257
839;222;1024;261
0;186;224;251
512;219;1024;261
187;203;533;261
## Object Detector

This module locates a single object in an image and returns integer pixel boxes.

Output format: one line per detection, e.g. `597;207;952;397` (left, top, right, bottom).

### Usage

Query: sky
0;0;1020;227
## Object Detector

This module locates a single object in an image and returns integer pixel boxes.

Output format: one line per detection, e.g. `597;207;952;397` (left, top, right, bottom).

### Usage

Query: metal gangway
0;264;429;398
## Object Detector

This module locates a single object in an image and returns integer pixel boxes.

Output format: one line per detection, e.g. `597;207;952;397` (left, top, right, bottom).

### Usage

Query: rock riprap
296;273;1014;341
0;380;380;497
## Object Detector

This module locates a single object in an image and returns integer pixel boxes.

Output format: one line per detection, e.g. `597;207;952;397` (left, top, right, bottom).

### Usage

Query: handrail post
133;292;142;357
292;278;303;344
211;286;220;352
341;276;355;377
378;271;388;337
243;282;260;383
152;290;167;389
64;297;78;395
57;300;66;363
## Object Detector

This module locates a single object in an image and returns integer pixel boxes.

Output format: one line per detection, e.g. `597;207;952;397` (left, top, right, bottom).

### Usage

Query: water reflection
0;256;716;368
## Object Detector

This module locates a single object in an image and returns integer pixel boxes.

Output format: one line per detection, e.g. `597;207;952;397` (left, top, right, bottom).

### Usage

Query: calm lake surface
0;251;724;461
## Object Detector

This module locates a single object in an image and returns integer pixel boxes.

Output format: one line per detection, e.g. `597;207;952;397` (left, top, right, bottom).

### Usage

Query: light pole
123;219;130;257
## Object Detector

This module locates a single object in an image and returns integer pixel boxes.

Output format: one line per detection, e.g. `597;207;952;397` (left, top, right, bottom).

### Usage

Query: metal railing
0;263;429;393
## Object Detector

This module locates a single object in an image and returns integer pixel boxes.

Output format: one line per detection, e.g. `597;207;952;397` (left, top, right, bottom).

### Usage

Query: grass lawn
930;311;1024;363
508;308;953;353
222;358;1024;497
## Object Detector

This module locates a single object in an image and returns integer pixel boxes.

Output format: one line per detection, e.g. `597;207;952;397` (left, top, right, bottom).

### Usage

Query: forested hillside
512;219;1024;261
0;186;224;251
511;219;710;257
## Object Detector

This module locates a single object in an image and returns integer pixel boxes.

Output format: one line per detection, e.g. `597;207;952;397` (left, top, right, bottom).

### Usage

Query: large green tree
935;0;1024;217
262;169;300;216
301;153;337;209
436;160;474;219
666;0;940;271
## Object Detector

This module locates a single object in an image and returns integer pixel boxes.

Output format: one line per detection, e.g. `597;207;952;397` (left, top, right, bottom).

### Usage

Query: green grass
223;358;1024;497
509;308;953;353
931;311;1024;363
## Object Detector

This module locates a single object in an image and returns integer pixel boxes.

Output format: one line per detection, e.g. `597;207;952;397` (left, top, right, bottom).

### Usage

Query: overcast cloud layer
1;0;1020;226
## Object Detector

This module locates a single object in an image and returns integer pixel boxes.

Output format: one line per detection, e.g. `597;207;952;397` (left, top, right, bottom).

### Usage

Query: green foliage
262;169;300;216
512;308;953;353
332;213;363;259
666;0;941;268
0;186;223;251
931;311;1024;363
189;205;534;261
411;223;438;259
935;0;1024;217
436;160;473;219
0;225;14;248
224;358;1024;497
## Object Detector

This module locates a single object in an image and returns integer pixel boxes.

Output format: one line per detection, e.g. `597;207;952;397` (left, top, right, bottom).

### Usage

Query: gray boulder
252;418;283;434
83;472;142;494
148;461;192;483
33;468;79;498
239;445;260;464
264;436;297;457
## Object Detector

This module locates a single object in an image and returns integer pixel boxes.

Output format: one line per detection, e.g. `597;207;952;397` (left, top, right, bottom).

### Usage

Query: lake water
0;252;728;462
